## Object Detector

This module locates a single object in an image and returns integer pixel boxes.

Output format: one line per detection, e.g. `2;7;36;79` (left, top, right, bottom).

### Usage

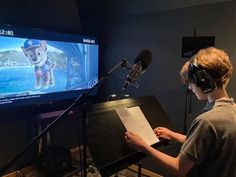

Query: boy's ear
21;46;28;56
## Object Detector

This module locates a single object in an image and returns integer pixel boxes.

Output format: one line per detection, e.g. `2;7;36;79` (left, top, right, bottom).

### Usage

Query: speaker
188;60;216;94
181;36;215;58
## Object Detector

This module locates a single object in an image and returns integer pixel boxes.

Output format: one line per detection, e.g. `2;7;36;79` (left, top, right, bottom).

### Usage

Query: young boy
125;47;236;177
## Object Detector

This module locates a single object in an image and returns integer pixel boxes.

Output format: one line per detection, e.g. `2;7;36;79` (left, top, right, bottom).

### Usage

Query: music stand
86;95;173;176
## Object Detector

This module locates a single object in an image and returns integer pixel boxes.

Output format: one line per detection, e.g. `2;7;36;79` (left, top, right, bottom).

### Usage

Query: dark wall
0;0;81;33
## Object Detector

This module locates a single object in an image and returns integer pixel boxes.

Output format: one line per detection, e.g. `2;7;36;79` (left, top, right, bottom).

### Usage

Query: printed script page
115;106;159;145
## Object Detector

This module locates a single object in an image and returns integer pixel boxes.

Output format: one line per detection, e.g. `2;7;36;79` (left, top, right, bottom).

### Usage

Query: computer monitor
0;25;99;108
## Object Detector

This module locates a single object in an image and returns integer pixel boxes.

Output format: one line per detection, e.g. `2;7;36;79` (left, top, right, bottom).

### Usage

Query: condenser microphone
123;49;152;89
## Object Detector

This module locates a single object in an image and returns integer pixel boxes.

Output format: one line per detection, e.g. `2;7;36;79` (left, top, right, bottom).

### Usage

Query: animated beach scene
0;36;98;99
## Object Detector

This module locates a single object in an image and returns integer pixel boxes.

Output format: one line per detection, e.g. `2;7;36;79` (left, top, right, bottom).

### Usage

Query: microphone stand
0;59;128;177
183;88;192;134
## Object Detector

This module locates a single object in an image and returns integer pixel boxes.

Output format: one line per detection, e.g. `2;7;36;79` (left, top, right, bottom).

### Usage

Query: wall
0;0;81;33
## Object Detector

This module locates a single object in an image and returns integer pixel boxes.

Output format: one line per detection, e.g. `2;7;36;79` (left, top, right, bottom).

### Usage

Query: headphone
188;57;216;94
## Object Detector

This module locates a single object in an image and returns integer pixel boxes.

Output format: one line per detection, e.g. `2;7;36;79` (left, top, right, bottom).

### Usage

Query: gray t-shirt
180;98;236;177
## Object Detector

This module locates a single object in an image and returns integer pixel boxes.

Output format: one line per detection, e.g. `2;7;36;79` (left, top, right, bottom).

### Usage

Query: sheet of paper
115;106;159;145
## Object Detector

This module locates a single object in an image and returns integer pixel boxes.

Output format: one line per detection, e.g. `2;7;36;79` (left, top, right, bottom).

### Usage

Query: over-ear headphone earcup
188;63;216;93
193;70;216;93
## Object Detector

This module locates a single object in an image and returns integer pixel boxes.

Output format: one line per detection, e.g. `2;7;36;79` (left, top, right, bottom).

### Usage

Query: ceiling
112;0;233;15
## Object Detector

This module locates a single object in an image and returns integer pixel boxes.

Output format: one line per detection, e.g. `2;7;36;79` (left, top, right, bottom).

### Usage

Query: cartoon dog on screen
21;39;56;89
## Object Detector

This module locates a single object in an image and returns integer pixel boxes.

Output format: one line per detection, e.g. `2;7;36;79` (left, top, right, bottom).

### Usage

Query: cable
183;88;192;134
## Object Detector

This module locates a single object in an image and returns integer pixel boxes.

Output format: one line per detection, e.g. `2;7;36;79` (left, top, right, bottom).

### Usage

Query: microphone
123;49;152;89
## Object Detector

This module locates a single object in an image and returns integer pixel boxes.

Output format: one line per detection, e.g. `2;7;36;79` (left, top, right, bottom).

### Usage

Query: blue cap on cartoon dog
23;39;41;50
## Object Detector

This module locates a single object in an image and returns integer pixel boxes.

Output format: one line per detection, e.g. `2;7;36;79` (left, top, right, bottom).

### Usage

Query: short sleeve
180;117;217;164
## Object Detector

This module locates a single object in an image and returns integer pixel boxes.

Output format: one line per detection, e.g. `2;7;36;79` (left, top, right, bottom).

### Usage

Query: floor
3;146;163;177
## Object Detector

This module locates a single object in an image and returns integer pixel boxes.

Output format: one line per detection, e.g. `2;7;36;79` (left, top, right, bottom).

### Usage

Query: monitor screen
0;25;99;108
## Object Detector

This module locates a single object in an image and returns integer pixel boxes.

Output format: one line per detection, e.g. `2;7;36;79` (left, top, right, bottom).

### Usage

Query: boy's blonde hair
180;47;233;88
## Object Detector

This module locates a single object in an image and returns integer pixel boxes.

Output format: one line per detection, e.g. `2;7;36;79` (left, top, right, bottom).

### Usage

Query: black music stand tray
86;95;173;177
